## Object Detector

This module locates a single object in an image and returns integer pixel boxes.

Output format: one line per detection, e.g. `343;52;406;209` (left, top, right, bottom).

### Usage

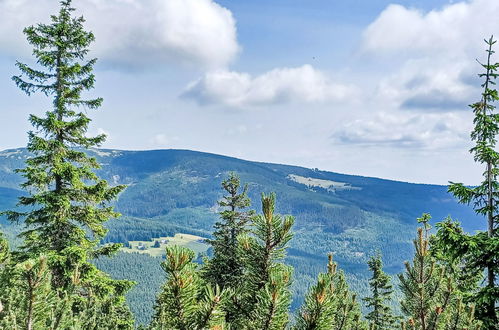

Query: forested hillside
1;1;497;329
0;147;483;324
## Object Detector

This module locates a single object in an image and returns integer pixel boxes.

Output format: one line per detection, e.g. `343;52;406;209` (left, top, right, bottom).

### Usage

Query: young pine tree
435;36;499;328
0;255;57;330
294;254;366;330
150;246;225;330
204;172;254;289
399;214;480;330
2;0;134;327
363;253;397;329
234;192;294;329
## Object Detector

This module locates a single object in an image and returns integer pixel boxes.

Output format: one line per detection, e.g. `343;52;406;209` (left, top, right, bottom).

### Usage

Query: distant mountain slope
0;148;484;323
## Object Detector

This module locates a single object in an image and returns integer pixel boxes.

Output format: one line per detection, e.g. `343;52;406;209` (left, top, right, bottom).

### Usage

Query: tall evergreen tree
435;36;499;328
363;253;397;329
204;172;253;289
1;0;134;327
399;214;480;330
6;0;124;286
294;254;366;330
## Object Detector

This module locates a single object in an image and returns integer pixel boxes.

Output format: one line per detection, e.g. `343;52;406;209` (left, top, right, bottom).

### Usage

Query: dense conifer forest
0;1;498;329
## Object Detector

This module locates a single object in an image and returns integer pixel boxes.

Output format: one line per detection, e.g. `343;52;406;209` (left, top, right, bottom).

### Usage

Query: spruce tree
363;253;397;329
6;0;124;286
2;0;134;327
150;246;225;330
294;254;366;330
204;172;253;289
435;36;499;328
399;214;480;330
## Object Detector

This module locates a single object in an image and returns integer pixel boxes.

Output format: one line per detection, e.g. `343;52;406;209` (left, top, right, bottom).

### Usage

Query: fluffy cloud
182;65;357;107
375;58;479;112
362;0;499;56
361;0;498;112
0;0;239;69
332;112;471;149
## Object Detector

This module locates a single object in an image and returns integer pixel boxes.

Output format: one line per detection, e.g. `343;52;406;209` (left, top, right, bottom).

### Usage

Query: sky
1;0;499;185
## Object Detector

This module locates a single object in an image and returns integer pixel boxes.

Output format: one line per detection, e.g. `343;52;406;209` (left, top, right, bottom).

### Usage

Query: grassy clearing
287;174;360;191
121;233;209;257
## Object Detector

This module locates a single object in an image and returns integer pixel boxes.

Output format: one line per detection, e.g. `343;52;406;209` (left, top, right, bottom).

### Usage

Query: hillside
0;148;483;324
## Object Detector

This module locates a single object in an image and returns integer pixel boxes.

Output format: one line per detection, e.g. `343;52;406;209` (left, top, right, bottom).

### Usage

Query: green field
122;233;209;257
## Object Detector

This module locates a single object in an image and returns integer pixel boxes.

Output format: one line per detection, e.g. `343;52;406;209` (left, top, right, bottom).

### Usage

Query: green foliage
0;255;61;329
150;246;225;330
363;253;397;329
0;253;134;329
250;265;293;330
204;172;254;290
439;36;499;328
294;254;366;330
93;252;164;326
233;192;294;328
0;0;134;327
0;147;483;319
0;13;495;326
399;216;481;330
431;218;483;302
5;0;125;288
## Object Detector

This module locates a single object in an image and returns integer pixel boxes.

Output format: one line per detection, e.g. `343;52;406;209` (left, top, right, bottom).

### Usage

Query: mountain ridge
0;147;485;323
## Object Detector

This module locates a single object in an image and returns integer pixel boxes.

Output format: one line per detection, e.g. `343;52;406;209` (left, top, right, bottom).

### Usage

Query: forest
0;1;498;329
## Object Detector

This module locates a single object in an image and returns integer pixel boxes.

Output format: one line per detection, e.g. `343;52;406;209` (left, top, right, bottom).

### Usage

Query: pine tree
204;172;253;289
363;253;397;329
150;246;225;330
1;0;134;327
434;36;499;328
0;255;55;330
294;254;366;330
250;265;293;330
399;214;481;330
234;192;294;329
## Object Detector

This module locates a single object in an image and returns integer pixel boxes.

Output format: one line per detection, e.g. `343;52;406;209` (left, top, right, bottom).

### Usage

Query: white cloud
362;0;499;57
182;65;357;107
151;134;180;147
0;0;239;69
332;112;471;149
375;58;479;112
360;0;498;112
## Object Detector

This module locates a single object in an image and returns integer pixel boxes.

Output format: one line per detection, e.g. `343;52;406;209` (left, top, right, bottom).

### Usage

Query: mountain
0;148;484;324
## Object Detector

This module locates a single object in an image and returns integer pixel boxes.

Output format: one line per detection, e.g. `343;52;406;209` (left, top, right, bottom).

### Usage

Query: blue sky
1;0;498;184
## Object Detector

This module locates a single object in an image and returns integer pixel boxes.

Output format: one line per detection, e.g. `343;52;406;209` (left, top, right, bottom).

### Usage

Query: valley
0;147;483;324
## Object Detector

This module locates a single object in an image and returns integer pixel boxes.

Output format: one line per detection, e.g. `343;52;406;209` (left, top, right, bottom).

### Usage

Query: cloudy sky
1;0;498;184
